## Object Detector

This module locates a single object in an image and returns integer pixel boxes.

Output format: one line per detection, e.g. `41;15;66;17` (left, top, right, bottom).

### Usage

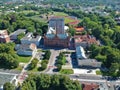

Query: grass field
53;12;68;16
14;65;23;71
29;15;46;22
19;10;39;15
60;69;74;74
28;67;39;72
17;55;32;63
53;12;76;24
26;11;79;24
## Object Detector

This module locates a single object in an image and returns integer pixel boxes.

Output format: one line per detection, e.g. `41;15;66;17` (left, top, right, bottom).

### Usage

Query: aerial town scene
0;0;120;90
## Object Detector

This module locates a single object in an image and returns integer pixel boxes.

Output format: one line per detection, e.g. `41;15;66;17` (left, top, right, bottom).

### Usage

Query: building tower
49;18;65;34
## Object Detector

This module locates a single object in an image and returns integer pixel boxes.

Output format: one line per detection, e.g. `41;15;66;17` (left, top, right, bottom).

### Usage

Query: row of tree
56;52;66;71
3;74;82;90
21;74;82;90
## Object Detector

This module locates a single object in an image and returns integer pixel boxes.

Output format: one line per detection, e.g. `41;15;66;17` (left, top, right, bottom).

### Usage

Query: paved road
17;53;36;84
43;50;59;73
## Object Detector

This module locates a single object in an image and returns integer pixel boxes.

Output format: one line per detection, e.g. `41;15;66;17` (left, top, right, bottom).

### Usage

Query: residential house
10;29;26;40
0;30;10;43
15;43;37;56
21;32;41;47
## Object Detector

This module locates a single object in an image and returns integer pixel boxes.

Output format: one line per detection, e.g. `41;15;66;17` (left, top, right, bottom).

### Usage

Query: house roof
82;83;99;90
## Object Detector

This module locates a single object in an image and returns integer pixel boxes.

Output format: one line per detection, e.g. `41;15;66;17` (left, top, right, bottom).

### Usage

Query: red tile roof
74;35;99;45
75;27;84;32
68;20;80;25
82;83;99;90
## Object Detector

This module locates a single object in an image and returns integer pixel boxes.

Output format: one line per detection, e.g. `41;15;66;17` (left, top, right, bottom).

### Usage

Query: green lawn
14;65;23;71
17;55;32;63
19;10;39;14
60;69;74;74
53;12;76;24
54;12;68;16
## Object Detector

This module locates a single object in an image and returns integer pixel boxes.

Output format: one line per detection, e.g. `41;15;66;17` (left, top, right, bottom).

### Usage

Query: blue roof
46;34;55;39
57;34;68;39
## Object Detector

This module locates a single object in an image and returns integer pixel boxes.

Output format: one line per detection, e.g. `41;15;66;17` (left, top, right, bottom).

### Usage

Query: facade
44;17;70;48
74;35;99;48
10;29;26;40
21;32;41;47
0;30;10;43
15;43;37;56
78;59;101;68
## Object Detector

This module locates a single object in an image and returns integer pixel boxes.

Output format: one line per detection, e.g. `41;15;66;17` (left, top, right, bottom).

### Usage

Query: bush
41;63;47;70
56;64;62;71
38;60;48;71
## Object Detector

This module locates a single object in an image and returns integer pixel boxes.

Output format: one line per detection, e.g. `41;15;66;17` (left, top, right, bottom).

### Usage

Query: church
44;17;70;48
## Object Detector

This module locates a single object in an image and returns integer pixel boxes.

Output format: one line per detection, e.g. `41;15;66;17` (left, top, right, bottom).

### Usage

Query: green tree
3;82;15;90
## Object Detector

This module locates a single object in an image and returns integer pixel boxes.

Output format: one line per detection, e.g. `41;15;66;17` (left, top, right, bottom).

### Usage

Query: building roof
10;29;26;36
21;32;41;41
68;20;80;25
74;35;99;45
0;30;7;34
76;46;87;59
15;43;36;51
49;16;64;21
46;34;68;39
75;27;84;32
47;26;69;35
82;83;99;90
0;30;9;39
